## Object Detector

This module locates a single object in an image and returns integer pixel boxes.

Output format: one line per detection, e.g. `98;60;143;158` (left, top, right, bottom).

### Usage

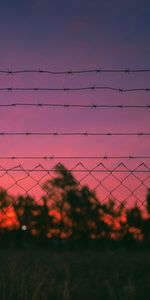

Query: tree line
0;164;150;248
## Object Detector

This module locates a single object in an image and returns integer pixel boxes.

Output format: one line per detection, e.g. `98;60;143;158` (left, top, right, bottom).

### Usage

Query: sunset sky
0;0;149;201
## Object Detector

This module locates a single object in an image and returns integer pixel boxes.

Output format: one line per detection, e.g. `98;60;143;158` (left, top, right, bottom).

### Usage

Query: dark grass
0;249;150;300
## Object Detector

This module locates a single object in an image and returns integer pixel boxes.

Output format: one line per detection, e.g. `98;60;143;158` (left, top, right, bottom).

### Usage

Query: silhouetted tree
0;188;14;245
66;186;101;241
43;164;77;240
0;188;12;210
34;197;56;244
146;189;150;214
125;203;143;242
141;190;150;243
101;199;127;240
13;195;38;245
43;164;111;244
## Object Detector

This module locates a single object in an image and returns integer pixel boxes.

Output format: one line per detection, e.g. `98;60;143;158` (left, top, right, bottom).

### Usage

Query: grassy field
0;249;149;300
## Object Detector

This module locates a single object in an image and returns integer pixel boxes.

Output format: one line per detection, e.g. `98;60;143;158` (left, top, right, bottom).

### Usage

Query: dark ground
0;249;149;300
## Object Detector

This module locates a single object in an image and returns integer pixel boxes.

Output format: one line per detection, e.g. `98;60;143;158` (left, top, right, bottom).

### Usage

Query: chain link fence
0;160;149;247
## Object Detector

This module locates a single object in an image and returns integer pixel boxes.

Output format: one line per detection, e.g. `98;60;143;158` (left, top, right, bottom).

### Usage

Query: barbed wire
0;156;150;160
0;103;150;109
0;87;150;93
1;68;150;75
0;132;149;136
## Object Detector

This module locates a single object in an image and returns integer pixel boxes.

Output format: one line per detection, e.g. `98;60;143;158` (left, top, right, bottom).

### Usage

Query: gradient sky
0;0;150;201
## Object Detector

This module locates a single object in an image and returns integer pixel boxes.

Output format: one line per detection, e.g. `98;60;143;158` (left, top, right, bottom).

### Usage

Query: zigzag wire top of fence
0;162;149;172
0;86;150;92
1;68;150;75
0;103;150;109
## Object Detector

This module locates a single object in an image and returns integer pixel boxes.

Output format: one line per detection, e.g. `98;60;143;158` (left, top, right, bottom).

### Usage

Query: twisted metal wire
1;68;150;75
0;156;149;160
0;86;150;92
0;103;150;109
0;132;149;136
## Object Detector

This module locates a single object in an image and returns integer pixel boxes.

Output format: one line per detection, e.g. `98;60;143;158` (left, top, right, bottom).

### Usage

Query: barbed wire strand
1;68;150;75
0;103;150;109
0;156;150;160
0;87;150;92
0;132;149;136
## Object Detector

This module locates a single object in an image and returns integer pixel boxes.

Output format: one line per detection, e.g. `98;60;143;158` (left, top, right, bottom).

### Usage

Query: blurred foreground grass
0;249;149;300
